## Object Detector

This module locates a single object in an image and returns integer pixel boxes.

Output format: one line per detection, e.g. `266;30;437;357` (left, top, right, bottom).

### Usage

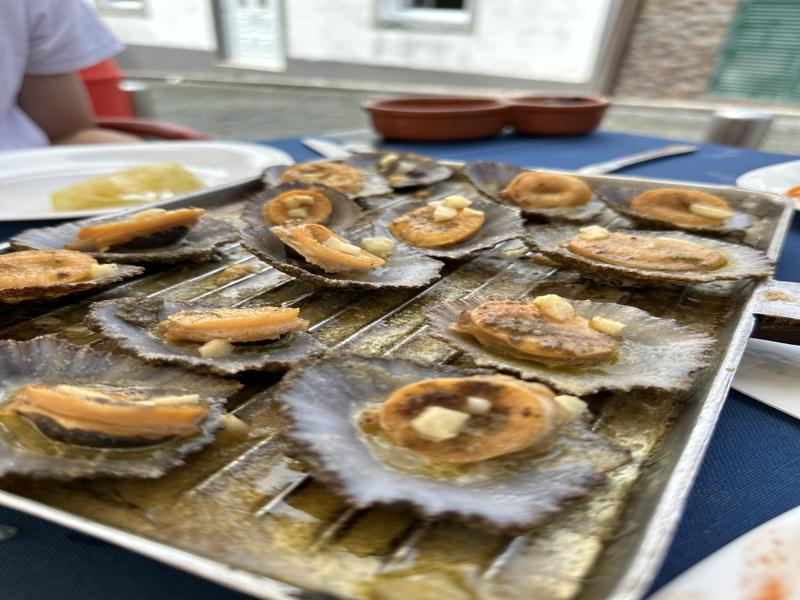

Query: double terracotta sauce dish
364;95;610;141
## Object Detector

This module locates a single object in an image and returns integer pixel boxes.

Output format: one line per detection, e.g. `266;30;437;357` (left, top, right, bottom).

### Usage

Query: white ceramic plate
0;141;293;221
651;504;800;600
737;159;800;210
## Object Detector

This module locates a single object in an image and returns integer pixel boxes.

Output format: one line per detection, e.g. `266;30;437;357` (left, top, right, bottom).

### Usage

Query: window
95;0;147;15
377;0;473;30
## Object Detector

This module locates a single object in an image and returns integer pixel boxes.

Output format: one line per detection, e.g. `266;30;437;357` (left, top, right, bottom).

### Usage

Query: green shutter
708;0;800;101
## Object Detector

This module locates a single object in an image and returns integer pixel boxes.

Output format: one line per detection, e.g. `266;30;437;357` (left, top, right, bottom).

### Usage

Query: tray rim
0;167;794;600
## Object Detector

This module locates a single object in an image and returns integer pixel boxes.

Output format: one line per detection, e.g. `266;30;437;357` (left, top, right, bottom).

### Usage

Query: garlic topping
578;225;610;241
432;205;459;222
286;207;309;219
464;396;492;415
589;316;626;336
410;405;470;442
89;263;118;279
532;294;575;322
554;395;587;421
199;339;234;359
361;236;396;259
688;203;734;220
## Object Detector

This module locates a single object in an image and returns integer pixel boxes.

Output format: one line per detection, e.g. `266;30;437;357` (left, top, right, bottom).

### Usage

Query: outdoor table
1;130;799;600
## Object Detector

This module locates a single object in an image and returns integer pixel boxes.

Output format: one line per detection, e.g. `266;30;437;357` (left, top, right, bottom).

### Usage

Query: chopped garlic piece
388;175;406;186
286;207;309;219
688;203;734;220
411;406;470;442
532;294;575;321
432;205;458;222
199;339;234;359
589;315;626;336
379;153;400;169
554;395;587;421
464;396;492;415
131;208;167;221
145;394;201;406
361;236;396;259
223;413;251;437
282;194;315;209
442;195;472;209
578;225;609;241
89;263;118;279
323;235;361;255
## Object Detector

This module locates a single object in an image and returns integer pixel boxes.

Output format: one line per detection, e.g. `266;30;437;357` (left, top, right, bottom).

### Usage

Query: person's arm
17;72;139;145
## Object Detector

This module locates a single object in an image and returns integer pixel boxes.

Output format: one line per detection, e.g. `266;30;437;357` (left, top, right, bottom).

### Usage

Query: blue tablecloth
1;131;799;599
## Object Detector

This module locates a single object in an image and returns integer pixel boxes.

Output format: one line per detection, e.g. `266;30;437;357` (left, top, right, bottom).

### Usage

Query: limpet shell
463;160;605;222
276;355;630;532
361;151;453;189
0;336;239;479
86;298;328;376
11;212;238;265
525;225;774;286
427;295;714;396
242;182;363;232
239;223;444;290
376;185;524;260
597;186;751;235
262;154;392;199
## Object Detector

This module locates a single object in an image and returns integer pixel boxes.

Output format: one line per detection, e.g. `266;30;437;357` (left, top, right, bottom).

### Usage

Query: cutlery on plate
300;137;698;175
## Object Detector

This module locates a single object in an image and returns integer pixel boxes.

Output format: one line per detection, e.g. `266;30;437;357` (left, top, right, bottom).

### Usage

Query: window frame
376;0;474;31
94;0;148;17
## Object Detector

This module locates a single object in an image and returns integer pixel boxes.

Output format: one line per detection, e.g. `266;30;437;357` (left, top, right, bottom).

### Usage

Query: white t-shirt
0;0;123;150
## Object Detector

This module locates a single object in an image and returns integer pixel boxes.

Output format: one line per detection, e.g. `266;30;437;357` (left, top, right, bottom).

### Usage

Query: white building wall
89;0;218;51
284;0;613;83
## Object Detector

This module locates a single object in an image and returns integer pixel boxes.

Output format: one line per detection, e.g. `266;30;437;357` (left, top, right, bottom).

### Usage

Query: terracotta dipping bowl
508;95;611;136
363;97;510;141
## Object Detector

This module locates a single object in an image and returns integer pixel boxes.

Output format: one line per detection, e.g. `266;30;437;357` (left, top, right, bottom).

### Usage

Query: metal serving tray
0;171;798;600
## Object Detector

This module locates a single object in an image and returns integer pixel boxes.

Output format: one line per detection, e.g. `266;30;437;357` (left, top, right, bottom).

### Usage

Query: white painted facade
93;0;616;84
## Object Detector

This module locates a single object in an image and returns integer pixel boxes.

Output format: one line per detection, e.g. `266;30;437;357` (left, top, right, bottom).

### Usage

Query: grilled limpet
428;294;713;395
3;384;209;448
271;223;385;273
12;208;237;265
500;171;592;209
371;151;453;188
463;160;604;222
276;355;630;531
389;195;485;248
280;162;366;194
597;186;751;234
65;207;205;252
0;249;142;304
261;188;332;226
0;336;237;479
449;296;620;367
369;375;580;464
567;226;726;271
525;224;773;285
87;298;327;375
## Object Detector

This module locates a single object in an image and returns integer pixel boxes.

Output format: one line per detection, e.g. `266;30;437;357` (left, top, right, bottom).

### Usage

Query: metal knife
301;137;699;174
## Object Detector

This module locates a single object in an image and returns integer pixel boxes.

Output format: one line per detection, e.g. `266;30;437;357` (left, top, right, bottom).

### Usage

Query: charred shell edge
0;264;143;304
357;152;454;189
596;186;752;236
0;336;240;479
85;297;329;376
524;225;775;285
426;294;714;396
241;181;363;233
375;188;525;260
262;156;393;199
238;223;444;290
462;160;605;223
10;215;239;265
273;354;631;533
